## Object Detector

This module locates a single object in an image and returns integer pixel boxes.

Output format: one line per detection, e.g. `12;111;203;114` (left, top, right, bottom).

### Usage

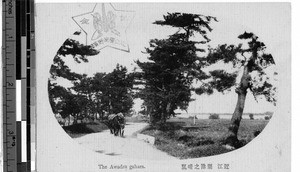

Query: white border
33;1;299;172
34;1;299;172
0;1;296;172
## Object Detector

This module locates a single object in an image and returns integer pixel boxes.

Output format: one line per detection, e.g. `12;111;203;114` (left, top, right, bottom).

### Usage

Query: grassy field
125;116;149;123
62;121;109;138
141;117;269;159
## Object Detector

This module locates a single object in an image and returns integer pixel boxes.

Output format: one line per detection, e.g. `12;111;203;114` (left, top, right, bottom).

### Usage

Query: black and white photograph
35;2;290;172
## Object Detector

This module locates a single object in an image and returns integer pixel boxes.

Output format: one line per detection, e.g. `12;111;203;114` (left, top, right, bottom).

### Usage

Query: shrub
62;122;109;138
188;116;197;119
264;116;270;120
253;130;261;137
178;135;193;142
249;114;254;120
185;137;215;147
209;113;220;119
186;144;230;158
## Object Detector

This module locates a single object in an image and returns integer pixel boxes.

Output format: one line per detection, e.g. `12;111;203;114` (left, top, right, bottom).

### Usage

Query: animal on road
103;113;125;137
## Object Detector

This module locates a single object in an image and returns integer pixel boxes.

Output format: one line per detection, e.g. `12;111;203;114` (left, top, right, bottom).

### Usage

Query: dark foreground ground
63;121;109;138
61;116;269;159
62;115;148;138
141;118;269;159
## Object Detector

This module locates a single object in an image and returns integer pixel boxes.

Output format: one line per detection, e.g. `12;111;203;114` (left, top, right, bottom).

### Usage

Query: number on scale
7;82;14;87
11;136;16;147
8;130;16;147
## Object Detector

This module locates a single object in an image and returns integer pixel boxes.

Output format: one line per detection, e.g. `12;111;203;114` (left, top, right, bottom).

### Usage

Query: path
74;122;177;160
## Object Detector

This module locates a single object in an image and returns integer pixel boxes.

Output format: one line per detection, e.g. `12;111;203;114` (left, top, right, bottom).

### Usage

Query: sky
49;3;287;113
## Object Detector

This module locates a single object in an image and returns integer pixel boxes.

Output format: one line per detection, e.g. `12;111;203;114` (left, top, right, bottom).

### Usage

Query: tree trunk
68;116;71;126
148;107;155;125
159;102;170;124
223;65;249;148
149;114;155;125
160;113;167;124
94;113;97;121
166;102;171;116
73;114;78;124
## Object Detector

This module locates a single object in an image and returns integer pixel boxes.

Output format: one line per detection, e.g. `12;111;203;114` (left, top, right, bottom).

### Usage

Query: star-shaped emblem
73;3;134;52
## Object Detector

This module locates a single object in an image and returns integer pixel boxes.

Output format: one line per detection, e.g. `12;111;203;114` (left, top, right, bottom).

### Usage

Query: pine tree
196;32;277;148
49;38;99;81
136;13;216;125
48;38;99;123
95;64;134;115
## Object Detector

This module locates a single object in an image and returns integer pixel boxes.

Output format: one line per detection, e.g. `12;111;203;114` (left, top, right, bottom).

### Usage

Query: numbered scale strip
2;0;35;171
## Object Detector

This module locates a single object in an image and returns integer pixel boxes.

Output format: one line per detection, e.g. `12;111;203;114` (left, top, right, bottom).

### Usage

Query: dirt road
74;122;177;160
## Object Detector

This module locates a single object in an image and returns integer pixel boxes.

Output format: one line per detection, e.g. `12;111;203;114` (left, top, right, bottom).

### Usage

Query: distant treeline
178;112;274;116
